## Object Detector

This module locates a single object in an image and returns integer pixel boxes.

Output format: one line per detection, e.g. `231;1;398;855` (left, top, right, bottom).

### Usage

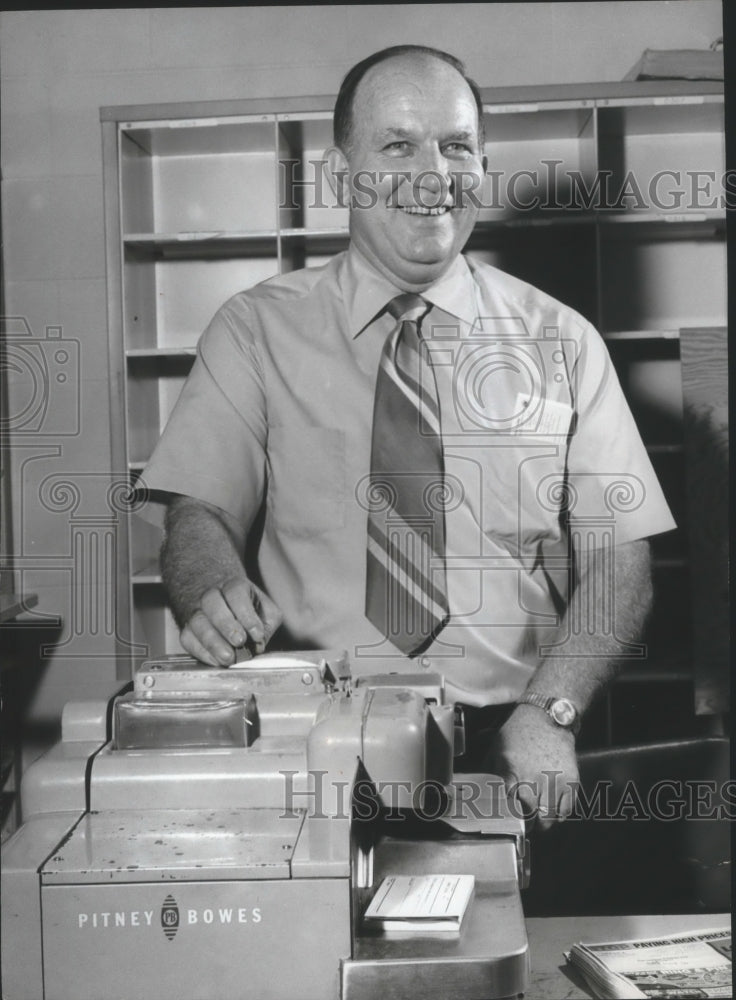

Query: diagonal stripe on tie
367;515;448;617
380;352;441;436
365;293;449;656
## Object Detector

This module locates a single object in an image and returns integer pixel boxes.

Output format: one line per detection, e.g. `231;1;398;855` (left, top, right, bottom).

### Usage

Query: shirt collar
339;245;479;338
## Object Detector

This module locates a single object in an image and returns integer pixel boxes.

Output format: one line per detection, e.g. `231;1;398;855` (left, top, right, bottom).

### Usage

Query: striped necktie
365;293;449;656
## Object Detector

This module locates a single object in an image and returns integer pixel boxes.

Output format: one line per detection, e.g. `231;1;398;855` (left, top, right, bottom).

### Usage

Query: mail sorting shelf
102;81;726;744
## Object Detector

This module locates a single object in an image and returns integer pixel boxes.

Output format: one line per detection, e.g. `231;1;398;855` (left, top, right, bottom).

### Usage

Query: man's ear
325;145;351;206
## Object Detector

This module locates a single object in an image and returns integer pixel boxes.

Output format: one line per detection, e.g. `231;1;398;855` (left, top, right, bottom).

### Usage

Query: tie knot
386;293;429;323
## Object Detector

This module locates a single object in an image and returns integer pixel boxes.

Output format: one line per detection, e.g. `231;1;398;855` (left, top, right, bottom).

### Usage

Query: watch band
516;692;581;736
517;692;555;712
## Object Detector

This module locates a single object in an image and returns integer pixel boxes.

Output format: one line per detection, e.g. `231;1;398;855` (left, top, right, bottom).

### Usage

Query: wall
0;2;725;719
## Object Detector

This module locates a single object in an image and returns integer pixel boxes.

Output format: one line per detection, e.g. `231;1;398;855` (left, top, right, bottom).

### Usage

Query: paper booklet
362;874;475;934
565;926;732;999
624;47;724;81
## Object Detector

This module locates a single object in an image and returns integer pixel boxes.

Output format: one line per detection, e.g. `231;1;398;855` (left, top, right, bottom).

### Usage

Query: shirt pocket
481;441;569;553
267;426;346;537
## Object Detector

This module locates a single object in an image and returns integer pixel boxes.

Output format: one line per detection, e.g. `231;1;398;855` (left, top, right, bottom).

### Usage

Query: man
140;45;675;828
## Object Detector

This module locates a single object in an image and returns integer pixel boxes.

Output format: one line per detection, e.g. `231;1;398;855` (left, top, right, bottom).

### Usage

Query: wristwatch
516;692;581;736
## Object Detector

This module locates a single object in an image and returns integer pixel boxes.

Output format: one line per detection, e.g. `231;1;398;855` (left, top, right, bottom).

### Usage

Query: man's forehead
353;54;479;135
355;53;476;113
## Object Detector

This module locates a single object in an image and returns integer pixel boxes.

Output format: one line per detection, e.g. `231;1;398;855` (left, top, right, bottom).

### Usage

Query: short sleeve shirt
140;247;676;705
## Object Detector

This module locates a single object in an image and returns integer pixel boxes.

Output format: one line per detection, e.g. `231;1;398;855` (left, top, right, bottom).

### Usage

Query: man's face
341;54;487;290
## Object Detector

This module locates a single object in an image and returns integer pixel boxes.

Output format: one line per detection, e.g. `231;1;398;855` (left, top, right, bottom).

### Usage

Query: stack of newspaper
566;927;731;999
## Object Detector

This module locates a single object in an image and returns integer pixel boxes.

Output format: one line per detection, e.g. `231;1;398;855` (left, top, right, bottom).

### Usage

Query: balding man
140;45;675;827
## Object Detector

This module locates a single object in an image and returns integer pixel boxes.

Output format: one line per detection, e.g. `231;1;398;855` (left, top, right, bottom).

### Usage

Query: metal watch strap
517;692;555;712
516;692;581;736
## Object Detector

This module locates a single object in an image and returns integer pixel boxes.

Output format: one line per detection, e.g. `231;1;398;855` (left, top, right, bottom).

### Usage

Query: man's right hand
161;495;282;667
180;576;282;666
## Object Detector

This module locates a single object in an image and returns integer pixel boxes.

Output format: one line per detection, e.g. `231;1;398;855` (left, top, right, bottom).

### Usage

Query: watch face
550;698;577;728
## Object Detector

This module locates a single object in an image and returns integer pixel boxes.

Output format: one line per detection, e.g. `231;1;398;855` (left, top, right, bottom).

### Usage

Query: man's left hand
484;704;579;831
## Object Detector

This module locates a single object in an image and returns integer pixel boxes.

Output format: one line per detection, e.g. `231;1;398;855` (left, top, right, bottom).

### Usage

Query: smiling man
140;46;675;826
329;51;486;289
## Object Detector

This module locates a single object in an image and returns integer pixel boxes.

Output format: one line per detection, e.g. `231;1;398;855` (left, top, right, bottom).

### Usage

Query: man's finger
180;621;222;667
506;778;539;823
251;586;283;643
535;774;577;830
221;579;270;652
536;769;559;830
200;586;251;649
536;805;556;831
556;782;576;820
187;609;236;665
537;768;563;824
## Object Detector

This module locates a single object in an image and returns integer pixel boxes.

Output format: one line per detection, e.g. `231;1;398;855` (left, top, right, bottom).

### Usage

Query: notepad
362;874;475;933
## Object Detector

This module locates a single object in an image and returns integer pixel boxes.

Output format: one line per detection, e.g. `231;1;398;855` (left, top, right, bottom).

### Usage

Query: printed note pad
363;874;475;933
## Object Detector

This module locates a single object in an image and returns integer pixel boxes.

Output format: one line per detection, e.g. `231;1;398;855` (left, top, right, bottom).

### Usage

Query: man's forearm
161;495;247;628
161;495;281;664
485;538;654;827
524;538;654;713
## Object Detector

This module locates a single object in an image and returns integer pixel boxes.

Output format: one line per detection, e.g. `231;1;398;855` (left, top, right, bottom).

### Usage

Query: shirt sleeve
564;322;677;545
135;295;267;531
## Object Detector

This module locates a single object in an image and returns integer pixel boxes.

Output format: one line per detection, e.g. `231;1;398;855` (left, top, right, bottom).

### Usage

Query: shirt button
420;656;431;669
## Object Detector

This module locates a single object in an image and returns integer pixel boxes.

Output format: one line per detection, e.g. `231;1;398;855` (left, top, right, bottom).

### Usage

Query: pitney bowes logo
161;894;179;941
77;900;263;934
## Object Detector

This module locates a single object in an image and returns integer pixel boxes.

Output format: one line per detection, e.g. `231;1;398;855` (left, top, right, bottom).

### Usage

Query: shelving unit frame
102;80;726;742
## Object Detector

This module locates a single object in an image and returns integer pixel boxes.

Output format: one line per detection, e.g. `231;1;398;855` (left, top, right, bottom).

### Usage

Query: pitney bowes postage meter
2;652;530;1000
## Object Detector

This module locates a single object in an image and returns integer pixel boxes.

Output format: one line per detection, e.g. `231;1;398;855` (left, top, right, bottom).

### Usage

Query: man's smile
396;205;452;215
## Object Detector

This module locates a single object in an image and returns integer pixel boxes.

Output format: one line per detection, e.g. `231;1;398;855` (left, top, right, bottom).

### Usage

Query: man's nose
412;149;452;202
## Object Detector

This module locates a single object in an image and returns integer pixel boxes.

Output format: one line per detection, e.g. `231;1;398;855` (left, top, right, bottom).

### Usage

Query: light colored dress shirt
140;246;675;705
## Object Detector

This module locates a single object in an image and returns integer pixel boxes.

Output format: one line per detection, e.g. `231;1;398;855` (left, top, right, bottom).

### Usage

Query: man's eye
444;142;471;155
384;141;410;152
